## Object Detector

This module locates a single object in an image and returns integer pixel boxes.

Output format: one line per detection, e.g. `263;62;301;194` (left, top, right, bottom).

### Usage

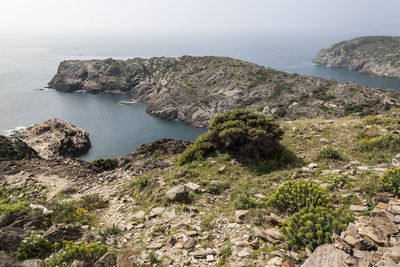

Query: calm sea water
1;32;399;161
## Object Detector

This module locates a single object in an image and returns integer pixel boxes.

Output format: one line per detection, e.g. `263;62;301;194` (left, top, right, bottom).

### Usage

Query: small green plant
379;168;400;196
100;224;121;239
13;234;52;261
45;241;108;267
281;205;353;251
0;201;29;215
318;147;342;160
135;175;149;189
206;183;224;195
266;180;331;213
358;134;400;152
151;225;166;237
148;251;160;265
91;158;119;171
232;194;259;210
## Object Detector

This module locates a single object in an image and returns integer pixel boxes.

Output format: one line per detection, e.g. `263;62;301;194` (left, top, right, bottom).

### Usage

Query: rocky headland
0;110;399;266
48;56;400;127
11;119;91;159
313;36;400;79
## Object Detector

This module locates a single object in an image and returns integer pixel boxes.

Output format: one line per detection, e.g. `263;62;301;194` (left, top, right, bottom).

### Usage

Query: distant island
313;36;400;79
48;56;399;127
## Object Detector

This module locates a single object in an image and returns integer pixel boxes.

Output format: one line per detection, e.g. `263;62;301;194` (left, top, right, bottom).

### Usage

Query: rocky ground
0;110;399;266
313;36;400;79
48;56;400;127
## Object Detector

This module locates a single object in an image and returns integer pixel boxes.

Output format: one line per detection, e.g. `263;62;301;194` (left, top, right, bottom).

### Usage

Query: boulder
302;244;354;267
21;259;45;267
166;185;189;202
94;252;116;267
116;254;136;267
43;224;83;243
0;227;27;253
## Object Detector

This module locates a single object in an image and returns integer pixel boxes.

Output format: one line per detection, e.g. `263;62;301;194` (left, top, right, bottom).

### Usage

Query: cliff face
49;56;400;127
313;36;400;79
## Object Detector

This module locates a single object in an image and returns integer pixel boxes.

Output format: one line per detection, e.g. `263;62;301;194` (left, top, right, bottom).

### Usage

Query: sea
1;31;400;161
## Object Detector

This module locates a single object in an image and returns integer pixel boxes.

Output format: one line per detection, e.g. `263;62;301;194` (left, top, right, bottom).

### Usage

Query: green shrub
50;201;91;225
0;201;29;215
232;194;259;210
177;109;284;165
318;147;342;160
134;175;149;189
45;241;108;267
100;224;121;239
379;168;400;196
148;251;160;265
206;183;224;195
13;234;52;260
0;135;37;161
266;180;331;213
358;134;400;152
91;158;119;171
151;225;166;237
281;205;353;251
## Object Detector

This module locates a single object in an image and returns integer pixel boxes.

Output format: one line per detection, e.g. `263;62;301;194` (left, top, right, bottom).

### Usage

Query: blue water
1;32;399;161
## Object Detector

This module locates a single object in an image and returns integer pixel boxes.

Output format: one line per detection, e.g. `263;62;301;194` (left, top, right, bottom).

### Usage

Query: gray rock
94;252;116;267
166;185;189;202
0;227;27;253
43;224;82;243
302;244;354;267
21;259;45;267
184;182;201;192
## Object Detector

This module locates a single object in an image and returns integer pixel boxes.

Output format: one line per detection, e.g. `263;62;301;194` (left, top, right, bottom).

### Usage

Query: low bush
266;180;331;213
91;158;119;171
281;205;353;251
45;241;108;267
358;134;400;152
318;147;342;160
379;168;400;196
177;109;284;165
13;234;52;261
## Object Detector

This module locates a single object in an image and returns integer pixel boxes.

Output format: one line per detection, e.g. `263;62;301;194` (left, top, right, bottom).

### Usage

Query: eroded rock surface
12;119;91;159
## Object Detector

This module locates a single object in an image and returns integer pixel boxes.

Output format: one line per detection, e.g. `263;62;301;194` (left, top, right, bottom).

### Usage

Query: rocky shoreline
48;56;400;127
313;36;400;79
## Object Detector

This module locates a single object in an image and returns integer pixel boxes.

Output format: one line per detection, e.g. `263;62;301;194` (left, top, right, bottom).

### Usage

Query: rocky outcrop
304;198;400;267
313;36;400;78
12;119;91;159
48;56;400;127
120;139;190;174
0;135;38;161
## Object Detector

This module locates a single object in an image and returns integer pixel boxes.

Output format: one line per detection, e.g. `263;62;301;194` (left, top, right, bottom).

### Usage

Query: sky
1;0;399;35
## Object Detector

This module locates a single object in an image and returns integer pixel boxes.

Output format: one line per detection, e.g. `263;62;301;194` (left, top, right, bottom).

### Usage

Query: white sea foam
5;126;28;136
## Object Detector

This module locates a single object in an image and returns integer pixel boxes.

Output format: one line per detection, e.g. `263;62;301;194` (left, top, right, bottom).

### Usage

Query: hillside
48;56;400;127
313;36;400;79
0;110;399;266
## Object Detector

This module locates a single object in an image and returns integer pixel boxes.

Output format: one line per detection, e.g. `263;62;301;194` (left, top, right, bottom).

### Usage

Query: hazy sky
1;0;399;35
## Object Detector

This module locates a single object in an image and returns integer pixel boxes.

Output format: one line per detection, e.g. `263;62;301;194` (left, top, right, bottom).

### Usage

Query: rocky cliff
48;56;400;127
11;119;91;159
313;36;400;79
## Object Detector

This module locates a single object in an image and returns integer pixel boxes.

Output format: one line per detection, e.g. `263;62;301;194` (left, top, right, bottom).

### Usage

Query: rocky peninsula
313;36;400;79
48;56;400;127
